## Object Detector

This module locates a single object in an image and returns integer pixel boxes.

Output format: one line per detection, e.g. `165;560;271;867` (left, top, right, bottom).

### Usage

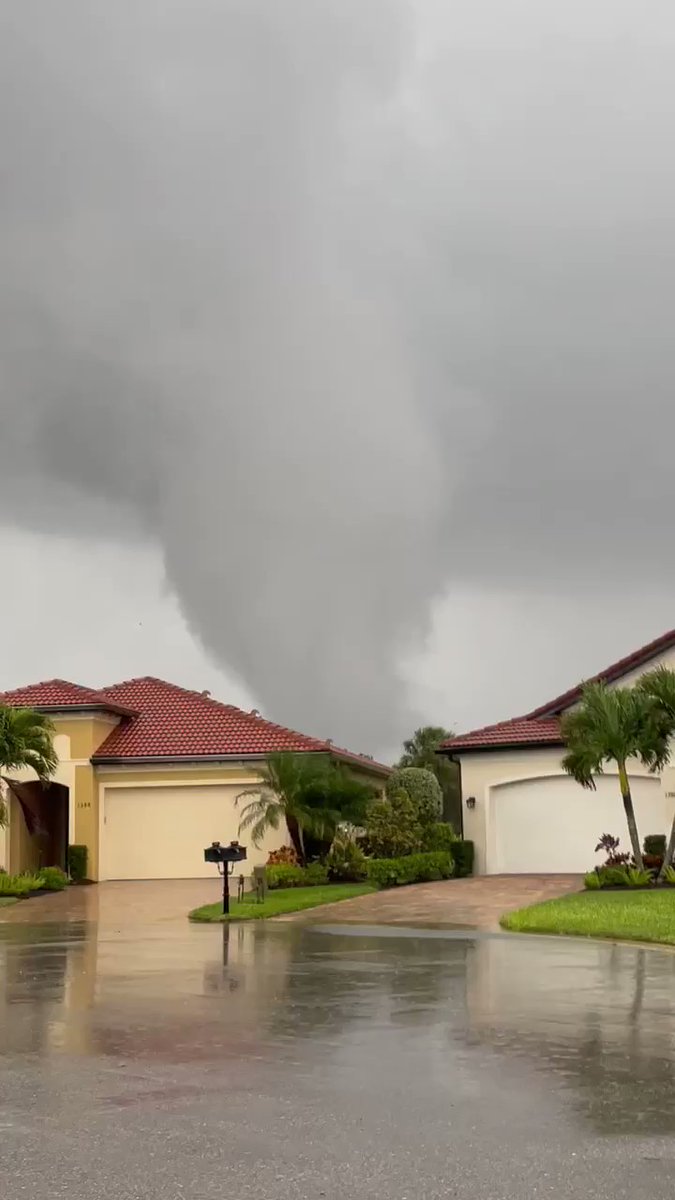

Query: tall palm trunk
285;813;306;866
618;762;644;869
657;815;675;882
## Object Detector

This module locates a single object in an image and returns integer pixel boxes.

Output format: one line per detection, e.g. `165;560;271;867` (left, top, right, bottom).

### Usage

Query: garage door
490;774;667;874
101;785;274;880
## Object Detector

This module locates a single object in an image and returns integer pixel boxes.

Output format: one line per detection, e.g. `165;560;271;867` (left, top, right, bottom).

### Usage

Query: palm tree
397;726;461;828
636;666;675;878
0;706;58;828
235;752;345;866
561;683;670;871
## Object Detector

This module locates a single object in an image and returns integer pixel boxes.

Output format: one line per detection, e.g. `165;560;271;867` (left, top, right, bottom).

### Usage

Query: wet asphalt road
2;915;675;1199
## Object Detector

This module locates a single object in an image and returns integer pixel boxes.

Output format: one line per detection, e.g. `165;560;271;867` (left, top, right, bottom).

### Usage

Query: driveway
287;872;582;929
0;878;224;930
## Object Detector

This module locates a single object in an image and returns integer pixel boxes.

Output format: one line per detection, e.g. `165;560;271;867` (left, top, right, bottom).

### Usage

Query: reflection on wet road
2;916;675;1198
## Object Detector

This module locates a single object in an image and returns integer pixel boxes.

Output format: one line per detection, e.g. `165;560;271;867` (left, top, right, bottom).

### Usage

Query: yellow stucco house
0;677;389;880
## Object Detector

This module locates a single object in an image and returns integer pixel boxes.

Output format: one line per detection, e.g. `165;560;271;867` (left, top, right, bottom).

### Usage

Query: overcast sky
2;0;675;758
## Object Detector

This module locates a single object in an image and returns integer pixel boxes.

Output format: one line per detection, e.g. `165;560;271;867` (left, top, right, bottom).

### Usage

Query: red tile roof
0;679;137;717
444;626;675;755
446;717;563;753
90;677;389;772
0;674;390;771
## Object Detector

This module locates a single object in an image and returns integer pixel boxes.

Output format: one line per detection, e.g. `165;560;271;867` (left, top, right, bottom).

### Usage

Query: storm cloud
1;0;675;746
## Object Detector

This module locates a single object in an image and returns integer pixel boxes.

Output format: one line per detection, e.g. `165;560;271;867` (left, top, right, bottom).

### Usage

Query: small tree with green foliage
561;683;671;871
397;726;461;827
365;788;422;858
236;752;376;866
387;766;443;830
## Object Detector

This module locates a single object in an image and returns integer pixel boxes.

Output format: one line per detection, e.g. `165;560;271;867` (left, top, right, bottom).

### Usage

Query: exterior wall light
466;796;476;810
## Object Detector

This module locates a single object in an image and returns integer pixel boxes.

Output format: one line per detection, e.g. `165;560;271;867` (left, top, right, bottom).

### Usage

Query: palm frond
0;707;57;780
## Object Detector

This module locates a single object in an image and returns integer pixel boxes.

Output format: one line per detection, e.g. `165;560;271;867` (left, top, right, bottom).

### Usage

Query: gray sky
2;0;675;757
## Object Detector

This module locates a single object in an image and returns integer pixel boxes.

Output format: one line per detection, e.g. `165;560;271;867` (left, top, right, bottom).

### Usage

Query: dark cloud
1;0;674;745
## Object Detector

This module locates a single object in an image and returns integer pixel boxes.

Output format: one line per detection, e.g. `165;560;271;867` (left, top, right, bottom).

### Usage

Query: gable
445;626;675;755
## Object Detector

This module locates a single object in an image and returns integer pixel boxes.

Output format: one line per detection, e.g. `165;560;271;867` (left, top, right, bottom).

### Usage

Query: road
1;888;675;1198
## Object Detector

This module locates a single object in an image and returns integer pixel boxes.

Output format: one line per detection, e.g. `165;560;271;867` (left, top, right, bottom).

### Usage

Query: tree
386;767;442;828
636;666;675;878
0;706;58;827
365;788;422;858
561;683;671;871
236;751;374;866
397;726;461;828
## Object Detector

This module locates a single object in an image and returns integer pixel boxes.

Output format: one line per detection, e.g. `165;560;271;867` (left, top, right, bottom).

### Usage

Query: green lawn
501;888;675;946
189;883;375;923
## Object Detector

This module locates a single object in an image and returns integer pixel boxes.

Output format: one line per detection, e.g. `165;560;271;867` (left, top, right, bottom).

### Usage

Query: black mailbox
204;841;248;915
204;840;248;866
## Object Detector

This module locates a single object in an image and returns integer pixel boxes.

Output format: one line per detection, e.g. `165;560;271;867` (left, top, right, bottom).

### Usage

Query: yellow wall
4;713;119;877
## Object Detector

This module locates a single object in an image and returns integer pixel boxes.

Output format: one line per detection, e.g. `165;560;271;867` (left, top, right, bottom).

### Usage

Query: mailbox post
204;841;248;914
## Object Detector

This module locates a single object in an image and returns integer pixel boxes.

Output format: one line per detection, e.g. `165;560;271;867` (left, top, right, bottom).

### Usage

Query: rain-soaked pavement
2;900;675;1198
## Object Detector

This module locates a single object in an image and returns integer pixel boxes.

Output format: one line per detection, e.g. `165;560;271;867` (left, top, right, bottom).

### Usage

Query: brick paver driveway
285;873;582;930
0;874;581;932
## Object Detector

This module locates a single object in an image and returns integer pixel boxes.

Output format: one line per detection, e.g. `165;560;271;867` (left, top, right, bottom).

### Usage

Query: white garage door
101;785;275;880
490;773;667;874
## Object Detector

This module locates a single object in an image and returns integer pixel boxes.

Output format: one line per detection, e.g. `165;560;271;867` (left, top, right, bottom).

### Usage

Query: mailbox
203;841;248;914
204;840;248;866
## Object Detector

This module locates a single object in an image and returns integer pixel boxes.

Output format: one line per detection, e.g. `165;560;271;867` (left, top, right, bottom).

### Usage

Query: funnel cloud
2;1;675;747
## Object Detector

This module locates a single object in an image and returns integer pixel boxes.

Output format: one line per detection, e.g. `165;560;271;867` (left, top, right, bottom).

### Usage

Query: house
441;628;675;875
0;677;390;880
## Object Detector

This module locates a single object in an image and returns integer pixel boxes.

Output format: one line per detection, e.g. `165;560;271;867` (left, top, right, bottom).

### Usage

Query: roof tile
445;717;562;753
0;679;136;716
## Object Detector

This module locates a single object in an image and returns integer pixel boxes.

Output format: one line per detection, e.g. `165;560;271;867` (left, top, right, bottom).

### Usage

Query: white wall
460;748;675;874
490;772;665;873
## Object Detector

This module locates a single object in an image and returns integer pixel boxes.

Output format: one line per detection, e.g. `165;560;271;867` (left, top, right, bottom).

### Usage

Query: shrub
0;872;43;897
644;854;664;871
367;851;454;889
365;788;422;858
584;871;602;890
626;867;652;889
594;833;630;867
265;863;328;889
326;831;368;882
386;767;443;828
597;865;630;887
39;866;68;891
421;822;457;853
266;846;298;866
451;840;474;878
67;844;88;882
643;834;667;858
663;865;675;885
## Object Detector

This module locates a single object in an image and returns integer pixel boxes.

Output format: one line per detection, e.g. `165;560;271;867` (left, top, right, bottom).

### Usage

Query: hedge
266;863;329;890
366;851;454;889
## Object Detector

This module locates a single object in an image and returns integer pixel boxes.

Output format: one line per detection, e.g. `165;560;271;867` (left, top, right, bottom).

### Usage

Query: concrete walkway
284;873;582;930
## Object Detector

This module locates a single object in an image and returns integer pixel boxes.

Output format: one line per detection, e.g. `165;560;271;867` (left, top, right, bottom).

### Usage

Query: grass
189;883;375;922
501;888;675;946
